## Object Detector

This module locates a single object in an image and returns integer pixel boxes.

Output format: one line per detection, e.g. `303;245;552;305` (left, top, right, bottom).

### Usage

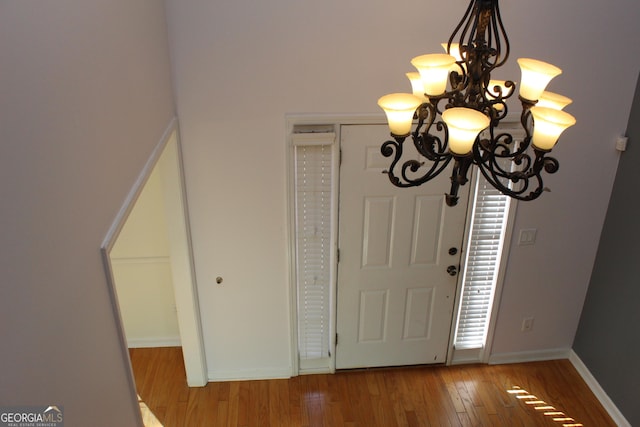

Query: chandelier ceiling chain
377;0;576;206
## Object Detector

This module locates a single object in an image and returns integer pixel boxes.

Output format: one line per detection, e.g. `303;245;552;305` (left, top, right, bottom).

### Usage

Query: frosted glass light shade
441;43;463;62
518;58;562;101
530;106;576;150
537;91;573;110
406;72;427;100
442;107;491;155
377;93;423;136
411;54;456;96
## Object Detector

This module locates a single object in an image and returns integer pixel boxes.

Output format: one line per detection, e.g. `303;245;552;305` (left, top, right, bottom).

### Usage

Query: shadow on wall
573;73;640;426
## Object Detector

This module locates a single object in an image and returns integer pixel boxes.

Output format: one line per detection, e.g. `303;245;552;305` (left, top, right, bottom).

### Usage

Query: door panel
403;287;434;340
362;197;395;267
336;124;470;369
411;195;443;265
358;289;389;342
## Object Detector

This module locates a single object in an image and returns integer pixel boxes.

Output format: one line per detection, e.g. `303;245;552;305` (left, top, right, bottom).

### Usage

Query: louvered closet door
294;140;335;367
336;124;470;369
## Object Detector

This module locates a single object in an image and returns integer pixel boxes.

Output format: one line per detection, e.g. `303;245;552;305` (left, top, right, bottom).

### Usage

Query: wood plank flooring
129;347;615;427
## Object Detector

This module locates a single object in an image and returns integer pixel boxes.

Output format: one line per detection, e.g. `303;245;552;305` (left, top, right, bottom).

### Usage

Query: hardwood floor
129;347;615;427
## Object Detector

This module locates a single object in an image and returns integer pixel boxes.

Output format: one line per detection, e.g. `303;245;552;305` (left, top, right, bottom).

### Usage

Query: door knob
447;265;458;276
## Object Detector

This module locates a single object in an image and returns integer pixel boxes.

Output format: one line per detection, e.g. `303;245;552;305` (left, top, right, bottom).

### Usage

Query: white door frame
286;113;517;374
102;118;208;388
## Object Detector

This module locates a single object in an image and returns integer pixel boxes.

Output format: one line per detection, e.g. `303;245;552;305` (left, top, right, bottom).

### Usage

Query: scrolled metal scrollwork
380;0;565;206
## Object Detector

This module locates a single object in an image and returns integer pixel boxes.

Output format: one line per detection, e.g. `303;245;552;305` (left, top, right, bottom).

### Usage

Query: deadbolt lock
449;247;458;256
447;265;458;276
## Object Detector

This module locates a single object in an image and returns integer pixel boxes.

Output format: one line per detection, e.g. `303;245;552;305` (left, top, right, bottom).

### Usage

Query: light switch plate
616;136;628;152
518;228;537;246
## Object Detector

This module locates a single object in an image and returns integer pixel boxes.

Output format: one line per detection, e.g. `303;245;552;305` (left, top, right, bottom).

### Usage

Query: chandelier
377;0;576;206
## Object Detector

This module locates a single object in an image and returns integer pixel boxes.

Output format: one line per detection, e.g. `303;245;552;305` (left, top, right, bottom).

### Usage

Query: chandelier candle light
377;0;576;206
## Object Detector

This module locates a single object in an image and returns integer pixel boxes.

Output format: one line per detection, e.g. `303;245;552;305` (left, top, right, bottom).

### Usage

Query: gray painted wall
0;1;175;425
166;0;640;378
573;74;640;425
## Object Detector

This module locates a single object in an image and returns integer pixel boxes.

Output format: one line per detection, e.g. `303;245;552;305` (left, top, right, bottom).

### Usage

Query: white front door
336;124;470;369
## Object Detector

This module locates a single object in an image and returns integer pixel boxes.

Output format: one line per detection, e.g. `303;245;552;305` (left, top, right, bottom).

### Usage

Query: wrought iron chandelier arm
446;155;474;206
447;1;475;49
475;142;559;201
476;160;532;200
481;99;535;169
377;0;574;206
412;102;451;161
483;80;516;119
399;155;453;187
478;148;531;182
381;136;408;187
520;98;535;139
381;132;454;188
489;0;509;67
449;0;510;73
532;148;559;176
475;131;528;196
483;131;530;163
416;124;451;161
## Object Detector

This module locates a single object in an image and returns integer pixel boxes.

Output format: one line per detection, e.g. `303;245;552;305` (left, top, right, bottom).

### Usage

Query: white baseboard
569;350;631;427
127;337;181;348
208;367;293;382
488;348;571;365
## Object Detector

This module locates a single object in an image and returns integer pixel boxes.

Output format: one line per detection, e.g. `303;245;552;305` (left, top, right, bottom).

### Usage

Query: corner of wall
569;350;631;427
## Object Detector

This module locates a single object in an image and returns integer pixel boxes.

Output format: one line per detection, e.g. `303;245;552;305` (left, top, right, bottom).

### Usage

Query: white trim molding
488;348;571;365
569;350;631;427
208;367;293;382
110;256;170;265
102;118;208;388
127;337;181;348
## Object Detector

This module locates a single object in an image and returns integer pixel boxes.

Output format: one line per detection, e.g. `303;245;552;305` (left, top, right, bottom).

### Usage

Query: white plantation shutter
455;172;510;349
293;133;336;364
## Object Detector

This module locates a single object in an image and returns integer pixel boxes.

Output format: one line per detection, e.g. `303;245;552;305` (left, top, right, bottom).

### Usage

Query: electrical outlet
521;317;534;332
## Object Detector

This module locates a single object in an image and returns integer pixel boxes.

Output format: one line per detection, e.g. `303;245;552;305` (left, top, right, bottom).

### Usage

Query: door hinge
339;148;343;166
337;248;340;263
335;333;339;346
